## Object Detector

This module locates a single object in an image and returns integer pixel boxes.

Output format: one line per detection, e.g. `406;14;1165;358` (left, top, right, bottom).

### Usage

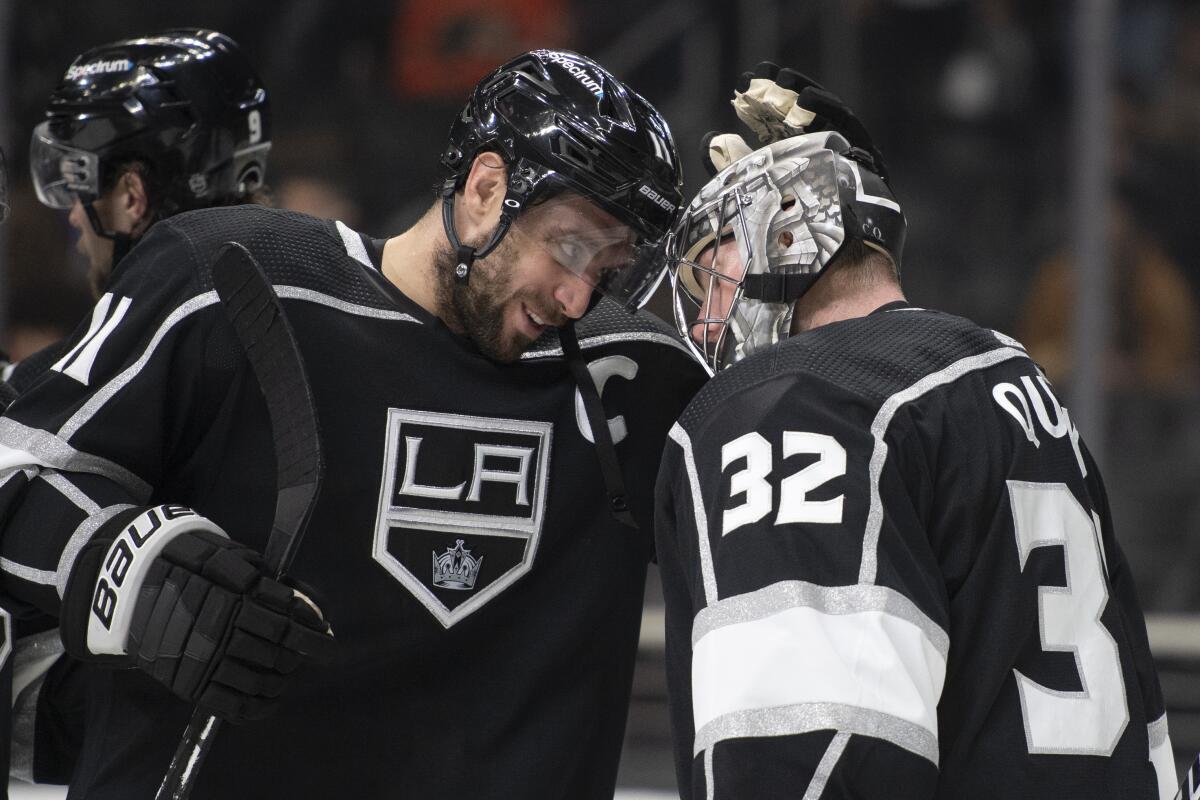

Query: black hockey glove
61;505;336;724
702;61;889;182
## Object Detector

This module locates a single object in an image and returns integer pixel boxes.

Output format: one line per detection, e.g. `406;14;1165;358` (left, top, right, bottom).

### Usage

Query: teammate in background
11;28;272;392
1;29;272;790
654;63;1174;799
0;49;704;798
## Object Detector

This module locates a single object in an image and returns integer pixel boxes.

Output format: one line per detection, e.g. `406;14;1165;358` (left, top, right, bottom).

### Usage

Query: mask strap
560;321;638;530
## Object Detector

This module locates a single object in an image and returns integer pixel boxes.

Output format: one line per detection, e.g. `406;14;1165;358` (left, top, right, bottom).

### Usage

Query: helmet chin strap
440;183;520;286
82;202;137;269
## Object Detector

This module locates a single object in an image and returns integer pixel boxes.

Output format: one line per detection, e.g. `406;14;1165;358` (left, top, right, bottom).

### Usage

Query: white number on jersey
248;109;263;144
720;431;846;536
1008;480;1128;755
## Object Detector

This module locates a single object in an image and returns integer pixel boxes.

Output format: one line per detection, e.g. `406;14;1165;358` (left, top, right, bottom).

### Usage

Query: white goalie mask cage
668;130;902;374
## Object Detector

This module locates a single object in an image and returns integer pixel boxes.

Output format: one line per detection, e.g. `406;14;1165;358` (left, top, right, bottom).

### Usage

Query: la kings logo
372;409;552;627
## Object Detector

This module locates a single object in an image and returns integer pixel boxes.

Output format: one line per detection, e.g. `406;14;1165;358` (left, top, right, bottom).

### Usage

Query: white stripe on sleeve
692;581;946;763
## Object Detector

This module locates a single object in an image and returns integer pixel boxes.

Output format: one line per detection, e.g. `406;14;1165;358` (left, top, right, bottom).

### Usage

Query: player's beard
433;232;535;363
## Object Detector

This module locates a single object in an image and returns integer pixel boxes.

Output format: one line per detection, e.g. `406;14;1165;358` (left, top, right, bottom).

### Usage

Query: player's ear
459;151;508;234
115;169;151;234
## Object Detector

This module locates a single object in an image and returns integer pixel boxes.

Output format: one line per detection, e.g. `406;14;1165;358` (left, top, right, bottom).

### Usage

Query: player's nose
554;272;593;321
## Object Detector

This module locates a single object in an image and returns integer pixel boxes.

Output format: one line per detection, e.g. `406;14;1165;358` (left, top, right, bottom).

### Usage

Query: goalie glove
61;505;336;724
703;61;889;182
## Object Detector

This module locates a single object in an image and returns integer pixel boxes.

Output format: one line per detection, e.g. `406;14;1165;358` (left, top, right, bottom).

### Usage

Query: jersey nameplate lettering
992;373;1087;478
372;409;552;628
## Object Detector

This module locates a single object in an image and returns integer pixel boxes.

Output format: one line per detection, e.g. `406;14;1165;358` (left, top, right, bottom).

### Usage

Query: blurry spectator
1018;198;1198;391
278;175;363;228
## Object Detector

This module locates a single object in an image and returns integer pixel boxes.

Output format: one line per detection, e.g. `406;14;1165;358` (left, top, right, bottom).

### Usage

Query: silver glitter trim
0;418;149;500
691;579;949;657
521;330;692;360
693;701;938;765
670;423;718;605
41;470;101;514
59;291;220;441
803;731;851;800
1149;713;1169;749
56;503;135;598
859;347;1026;585
0;558;55;586
335;220;372;268
276;285;421;323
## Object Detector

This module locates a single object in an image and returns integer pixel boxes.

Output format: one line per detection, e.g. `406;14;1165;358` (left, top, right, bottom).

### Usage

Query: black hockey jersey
0;205;706;799
655;304;1174;799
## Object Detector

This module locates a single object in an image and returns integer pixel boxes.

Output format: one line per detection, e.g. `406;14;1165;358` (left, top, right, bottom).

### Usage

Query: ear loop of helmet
440;158;540;286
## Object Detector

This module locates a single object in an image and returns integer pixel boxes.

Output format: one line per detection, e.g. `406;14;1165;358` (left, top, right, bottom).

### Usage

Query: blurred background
2;0;1200;795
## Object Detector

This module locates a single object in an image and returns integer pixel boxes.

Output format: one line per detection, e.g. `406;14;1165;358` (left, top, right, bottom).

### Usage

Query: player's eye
550;238;589;271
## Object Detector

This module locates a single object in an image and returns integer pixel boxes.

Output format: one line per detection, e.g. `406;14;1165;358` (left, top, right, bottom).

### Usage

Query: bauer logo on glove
89;504;226;654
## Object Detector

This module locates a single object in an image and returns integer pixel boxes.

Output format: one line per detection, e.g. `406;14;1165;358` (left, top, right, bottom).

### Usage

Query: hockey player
0;49;705;798
654;64;1175;799
29;28;271;300
1;30;274;790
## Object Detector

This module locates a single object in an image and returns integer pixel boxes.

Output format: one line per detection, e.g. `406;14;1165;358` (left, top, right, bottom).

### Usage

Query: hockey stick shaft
156;242;323;800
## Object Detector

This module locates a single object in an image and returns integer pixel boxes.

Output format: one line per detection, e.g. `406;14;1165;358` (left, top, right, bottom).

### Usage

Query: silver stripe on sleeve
58;291;221;441
521;330;693;360
691;579;949;657
859;346;1026;585
694;701;939;765
1149;712;1169;749
0;418;150;500
276;285;421;323
41;470;101;515
0;558;56;586
669;423;718;606
56;503;136;598
335;220;372;268
802;731;851;800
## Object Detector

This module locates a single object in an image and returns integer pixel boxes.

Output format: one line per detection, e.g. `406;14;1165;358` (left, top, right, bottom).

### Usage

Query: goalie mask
668;131;905;373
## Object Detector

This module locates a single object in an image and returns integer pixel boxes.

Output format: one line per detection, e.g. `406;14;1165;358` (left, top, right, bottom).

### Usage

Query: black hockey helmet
439;49;683;310
30;28;270;218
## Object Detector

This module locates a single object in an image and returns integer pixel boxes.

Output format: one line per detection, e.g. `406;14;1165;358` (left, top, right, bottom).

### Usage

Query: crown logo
432;540;483;591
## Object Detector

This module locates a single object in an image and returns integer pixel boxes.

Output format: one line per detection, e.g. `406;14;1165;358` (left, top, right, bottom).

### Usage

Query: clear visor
0;148;8;224
510;191;670;311
30;121;101;210
668;188;754;372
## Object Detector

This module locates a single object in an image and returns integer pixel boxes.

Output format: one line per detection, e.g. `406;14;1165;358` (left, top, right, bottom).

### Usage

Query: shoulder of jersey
521;297;696;362
160;206;402;314
678;306;1030;431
